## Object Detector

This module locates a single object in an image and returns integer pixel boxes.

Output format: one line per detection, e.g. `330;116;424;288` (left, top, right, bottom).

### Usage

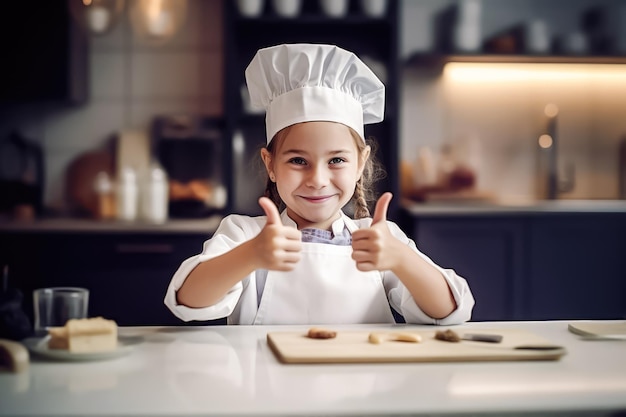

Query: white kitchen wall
0;0;223;212
401;0;626;202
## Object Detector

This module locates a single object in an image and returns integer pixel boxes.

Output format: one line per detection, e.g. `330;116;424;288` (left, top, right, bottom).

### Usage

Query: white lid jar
116;167;138;221
140;162;169;224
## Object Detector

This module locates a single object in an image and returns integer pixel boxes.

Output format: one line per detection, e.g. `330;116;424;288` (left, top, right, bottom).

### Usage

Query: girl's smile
299;195;335;202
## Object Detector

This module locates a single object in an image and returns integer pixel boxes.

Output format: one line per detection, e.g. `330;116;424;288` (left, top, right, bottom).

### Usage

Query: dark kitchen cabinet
409;216;526;321
1;0;88;104
0;230;225;327
401;209;626;321
527;215;626;320
223;0;401;219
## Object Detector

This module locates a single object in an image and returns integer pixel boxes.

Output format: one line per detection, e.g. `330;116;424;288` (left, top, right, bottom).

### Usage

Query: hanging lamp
129;0;188;42
68;0;125;36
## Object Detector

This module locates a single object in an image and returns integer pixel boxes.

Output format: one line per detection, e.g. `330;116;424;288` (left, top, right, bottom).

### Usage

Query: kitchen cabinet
223;0;401;219
527;215;626;320
408;216;526;321
0;230;225;327
1;0;88;104
400;210;626;321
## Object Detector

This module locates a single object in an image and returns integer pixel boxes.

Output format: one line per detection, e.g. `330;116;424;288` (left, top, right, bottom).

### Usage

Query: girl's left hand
351;192;401;272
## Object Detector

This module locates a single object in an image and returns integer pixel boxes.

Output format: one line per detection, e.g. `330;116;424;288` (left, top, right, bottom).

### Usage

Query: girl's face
261;122;369;230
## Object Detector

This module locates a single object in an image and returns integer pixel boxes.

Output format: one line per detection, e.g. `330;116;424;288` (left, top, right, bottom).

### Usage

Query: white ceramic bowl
320;0;349;18
272;0;302;18
236;0;265;17
360;0;387;17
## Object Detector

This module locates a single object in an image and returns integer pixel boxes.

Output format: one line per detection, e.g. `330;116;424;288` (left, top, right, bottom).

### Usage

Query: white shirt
164;211;475;325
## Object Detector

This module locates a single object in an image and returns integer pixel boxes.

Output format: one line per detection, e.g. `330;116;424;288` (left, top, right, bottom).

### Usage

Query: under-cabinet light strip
444;63;626;82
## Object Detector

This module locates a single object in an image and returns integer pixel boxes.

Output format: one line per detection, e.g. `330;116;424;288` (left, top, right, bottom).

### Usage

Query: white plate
23;335;136;362
568;321;626;340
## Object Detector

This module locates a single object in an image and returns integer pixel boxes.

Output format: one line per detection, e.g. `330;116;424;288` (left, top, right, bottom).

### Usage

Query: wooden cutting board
267;328;567;364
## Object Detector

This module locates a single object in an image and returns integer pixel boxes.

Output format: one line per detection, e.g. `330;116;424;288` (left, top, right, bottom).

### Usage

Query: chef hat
245;43;385;143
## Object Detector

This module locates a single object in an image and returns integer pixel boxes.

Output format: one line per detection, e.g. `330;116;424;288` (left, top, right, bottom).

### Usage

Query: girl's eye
329;157;346;165
288;157;307;165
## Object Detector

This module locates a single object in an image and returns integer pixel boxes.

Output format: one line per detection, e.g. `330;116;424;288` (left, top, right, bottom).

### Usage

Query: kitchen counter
1;321;625;416
402;199;626;216
0;215;223;234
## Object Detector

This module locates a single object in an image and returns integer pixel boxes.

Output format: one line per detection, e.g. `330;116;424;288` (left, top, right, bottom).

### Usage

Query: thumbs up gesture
351;192;400;272
254;197;302;271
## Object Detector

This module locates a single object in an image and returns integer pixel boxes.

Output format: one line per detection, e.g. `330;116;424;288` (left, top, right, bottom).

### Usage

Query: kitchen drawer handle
115;244;174;254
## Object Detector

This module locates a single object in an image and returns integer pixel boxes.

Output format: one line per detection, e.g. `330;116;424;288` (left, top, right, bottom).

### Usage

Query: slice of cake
48;326;70;350
48;317;118;353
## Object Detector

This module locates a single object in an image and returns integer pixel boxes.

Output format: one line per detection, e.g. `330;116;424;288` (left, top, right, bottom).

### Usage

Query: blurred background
0;0;624;325
1;0;625;220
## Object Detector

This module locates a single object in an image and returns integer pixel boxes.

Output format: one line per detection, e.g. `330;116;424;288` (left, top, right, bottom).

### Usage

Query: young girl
164;44;474;325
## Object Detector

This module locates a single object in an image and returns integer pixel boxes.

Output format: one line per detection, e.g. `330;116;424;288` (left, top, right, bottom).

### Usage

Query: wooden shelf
406;53;626;71
234;15;391;24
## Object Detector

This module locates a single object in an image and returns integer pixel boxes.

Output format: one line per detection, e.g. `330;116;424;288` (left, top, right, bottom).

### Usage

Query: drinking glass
33;287;89;336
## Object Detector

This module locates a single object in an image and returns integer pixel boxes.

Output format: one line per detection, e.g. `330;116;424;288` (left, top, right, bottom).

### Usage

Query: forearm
176;239;260;308
391;244;457;320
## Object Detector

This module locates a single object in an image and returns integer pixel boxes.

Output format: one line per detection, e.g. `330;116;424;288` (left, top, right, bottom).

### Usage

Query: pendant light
68;0;125;36
129;0;188;42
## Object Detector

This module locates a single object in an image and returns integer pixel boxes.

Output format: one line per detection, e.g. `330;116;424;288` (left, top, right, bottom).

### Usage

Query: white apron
253;219;395;325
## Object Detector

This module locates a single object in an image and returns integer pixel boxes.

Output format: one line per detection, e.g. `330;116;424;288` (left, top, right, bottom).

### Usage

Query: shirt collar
280;210;356;235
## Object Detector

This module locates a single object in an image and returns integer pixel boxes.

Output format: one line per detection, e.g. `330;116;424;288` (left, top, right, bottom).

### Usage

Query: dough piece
368;333;385;344
307;327;337;339
48;317;118;353
392;332;422;343
368;332;422;344
434;329;461;343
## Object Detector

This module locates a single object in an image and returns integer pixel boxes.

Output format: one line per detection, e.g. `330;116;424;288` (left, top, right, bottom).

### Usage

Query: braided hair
262;124;386;219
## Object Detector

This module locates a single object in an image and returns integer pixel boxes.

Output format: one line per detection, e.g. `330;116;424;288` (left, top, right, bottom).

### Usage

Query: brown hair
262;124;386;219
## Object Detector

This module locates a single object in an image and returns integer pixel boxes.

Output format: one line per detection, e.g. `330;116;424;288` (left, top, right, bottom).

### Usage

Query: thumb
259;197;282;225
372;192;392;225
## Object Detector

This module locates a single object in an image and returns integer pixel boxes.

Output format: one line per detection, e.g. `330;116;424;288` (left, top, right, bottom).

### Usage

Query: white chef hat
245;43;385;143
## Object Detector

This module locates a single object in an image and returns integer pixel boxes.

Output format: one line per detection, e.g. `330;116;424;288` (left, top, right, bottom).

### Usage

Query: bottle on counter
412;146;438;188
140;162;169;224
116;167;138;221
437;144;457;188
93;171;115;220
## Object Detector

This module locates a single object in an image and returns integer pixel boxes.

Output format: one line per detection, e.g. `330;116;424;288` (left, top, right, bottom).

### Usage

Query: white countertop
403;199;626;216
1;320;625;416
0;215;223;234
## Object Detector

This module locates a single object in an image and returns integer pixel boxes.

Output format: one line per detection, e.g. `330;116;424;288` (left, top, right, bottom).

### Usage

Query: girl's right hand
254;197;302;271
